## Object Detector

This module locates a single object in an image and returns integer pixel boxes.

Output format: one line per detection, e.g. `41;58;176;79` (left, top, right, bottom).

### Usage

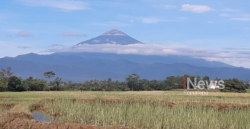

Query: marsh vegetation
1;91;250;128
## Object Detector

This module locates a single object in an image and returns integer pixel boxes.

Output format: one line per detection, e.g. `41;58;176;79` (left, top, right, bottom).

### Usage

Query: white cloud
46;44;250;68
142;18;166;24
181;4;213;13
0;41;41;58
49;44;184;55
17;0;89;11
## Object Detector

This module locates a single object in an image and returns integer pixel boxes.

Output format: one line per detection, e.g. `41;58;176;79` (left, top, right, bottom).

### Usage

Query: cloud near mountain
47;43;250;68
42;29;250;68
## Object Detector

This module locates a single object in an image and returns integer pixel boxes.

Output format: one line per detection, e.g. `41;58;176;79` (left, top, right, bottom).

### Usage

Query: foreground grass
45;98;250;129
1;91;250;129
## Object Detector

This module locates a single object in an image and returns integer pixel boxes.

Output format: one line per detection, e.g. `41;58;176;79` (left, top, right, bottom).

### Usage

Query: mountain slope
77;29;143;45
0;53;249;82
54;52;233;68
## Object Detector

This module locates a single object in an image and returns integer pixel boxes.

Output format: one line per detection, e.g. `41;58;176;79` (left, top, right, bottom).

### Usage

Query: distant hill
77;29;143;45
0;53;249;82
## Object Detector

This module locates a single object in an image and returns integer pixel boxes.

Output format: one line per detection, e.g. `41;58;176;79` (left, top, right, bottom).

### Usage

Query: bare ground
0;112;128;129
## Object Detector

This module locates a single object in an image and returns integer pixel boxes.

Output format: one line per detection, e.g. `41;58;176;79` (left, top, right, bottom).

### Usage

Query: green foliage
21;77;46;91
0;67;13;91
29;80;46;91
126;73;141;91
49;78;65;91
164;76;182;90
244;83;250;89
8;76;21;91
203;76;210;82
15;85;26;91
44;71;56;80
0;66;248;93
44;86;51;91
221;78;246;93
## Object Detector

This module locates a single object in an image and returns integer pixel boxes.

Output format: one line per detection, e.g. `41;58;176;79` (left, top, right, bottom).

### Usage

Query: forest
0;67;248;92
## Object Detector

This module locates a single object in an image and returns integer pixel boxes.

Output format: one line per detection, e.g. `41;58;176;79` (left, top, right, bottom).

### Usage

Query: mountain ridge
0;53;248;82
53;52;233;68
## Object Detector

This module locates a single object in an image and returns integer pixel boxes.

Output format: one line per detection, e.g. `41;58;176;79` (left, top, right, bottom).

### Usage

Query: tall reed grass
44;98;250;129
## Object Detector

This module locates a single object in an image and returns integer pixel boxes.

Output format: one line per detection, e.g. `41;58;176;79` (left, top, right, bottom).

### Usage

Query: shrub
221;78;246;93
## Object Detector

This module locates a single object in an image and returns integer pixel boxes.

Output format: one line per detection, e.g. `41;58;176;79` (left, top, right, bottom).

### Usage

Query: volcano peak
77;29;143;45
102;29;127;36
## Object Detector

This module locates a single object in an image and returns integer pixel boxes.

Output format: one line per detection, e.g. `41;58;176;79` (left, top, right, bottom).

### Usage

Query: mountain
0;29;248;82
54;52;233;68
77;29;143;45
0;53;249;82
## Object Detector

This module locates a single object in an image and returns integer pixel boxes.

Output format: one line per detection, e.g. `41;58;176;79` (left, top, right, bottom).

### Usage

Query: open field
1;91;250;129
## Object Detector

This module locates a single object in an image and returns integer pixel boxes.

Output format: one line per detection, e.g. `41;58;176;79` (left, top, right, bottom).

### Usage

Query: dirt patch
0;112;128;129
0;104;15;109
6;112;33;120
0;118;127;129
0;104;15;111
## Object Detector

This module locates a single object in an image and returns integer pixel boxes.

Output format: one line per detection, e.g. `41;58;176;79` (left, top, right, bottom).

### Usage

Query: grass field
1;91;250;129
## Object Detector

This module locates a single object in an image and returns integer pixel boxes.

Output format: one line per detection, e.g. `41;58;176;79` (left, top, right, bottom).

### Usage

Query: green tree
44;71;56;79
126;73;140;91
44;71;56;85
244;83;250;89
164;76;176;90
53;77;62;91
202;76;210;89
0;67;13;91
203;76;210;82
8;76;21;91
221;78;246;93
29;79;46;91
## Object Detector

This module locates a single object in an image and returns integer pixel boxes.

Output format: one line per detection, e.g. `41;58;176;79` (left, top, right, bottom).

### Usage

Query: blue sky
0;0;250;67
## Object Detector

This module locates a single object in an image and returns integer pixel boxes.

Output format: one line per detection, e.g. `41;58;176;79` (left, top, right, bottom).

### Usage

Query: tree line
0;67;248;92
